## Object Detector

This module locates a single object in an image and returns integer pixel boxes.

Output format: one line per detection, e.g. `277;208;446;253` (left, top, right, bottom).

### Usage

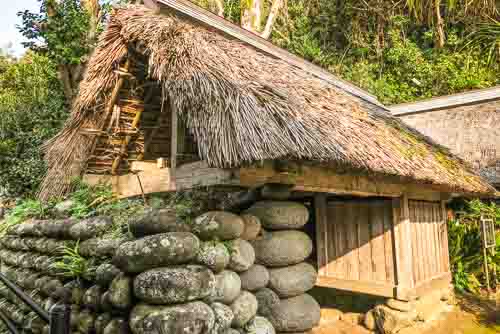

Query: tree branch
261;0;284;39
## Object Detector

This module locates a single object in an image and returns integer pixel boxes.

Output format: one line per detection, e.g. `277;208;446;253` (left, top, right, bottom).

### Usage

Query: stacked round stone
244;192;321;334
121;209;274;334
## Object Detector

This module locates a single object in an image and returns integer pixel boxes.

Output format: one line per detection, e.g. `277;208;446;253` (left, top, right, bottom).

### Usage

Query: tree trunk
261;0;284;39
434;0;445;48
241;0;262;32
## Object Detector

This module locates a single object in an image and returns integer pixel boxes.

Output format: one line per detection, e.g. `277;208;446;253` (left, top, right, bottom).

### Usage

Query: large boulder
130;302;215;334
211;302;234;332
245;316;276;334
240;214;262;241
245;201;308;230
240;265;270;292
103;318;129;334
134;266;215;304
251;231;312;267
129;209;190;237
228;239;255;272
95;264;122;287
373;304;417;334
207;270;241;304
192;211;245;240
79;238;125;258
266;294;320;332
196;242;230;273
268;263;317;298
69;216;112;240
95;313;112;334
37;219;78;239
82;285;101;310
230;291;258;328
109;274;133;309
113;232;200;273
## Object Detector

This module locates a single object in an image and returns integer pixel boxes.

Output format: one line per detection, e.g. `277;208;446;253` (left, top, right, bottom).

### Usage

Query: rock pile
0;190;321;334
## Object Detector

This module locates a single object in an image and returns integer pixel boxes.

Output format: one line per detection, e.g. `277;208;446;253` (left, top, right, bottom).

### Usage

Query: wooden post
314;193;328;276
170;100;178;190
440;200;450;273
392;194;415;300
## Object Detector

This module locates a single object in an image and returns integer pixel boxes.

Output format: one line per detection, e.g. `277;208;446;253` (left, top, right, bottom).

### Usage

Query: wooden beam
392;194;415;300
84;161;236;198
316;276;395;298
170;100;178;189
314;194;328;276
238;162;449;199
414;272;452;298
111;105;144;174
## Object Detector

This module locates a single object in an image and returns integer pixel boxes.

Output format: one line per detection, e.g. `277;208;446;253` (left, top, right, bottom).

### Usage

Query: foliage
269;1;499;104
18;0;98;66
51;241;88;278
0;51;67;198
448;199;500;293
0;199;50;236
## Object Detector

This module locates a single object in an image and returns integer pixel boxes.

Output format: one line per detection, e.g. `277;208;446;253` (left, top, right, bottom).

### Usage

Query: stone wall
0;192;320;334
397;99;500;186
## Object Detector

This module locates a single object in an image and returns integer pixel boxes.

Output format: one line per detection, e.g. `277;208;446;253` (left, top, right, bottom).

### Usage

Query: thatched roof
39;4;495;199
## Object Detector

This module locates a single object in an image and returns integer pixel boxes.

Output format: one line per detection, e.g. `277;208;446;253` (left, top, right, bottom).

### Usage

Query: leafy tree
18;0;107;103
0;52;67;197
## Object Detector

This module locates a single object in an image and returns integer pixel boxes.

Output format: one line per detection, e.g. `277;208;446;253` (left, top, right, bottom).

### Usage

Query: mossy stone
108;274;133;309
230;291;258;328
192;211;245;240
266;294;320;332
239;265;269;292
113;232;200;273
251;231;312;267
245;201;308;230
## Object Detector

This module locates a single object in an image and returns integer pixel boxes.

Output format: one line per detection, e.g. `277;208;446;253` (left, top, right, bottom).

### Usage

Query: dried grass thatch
39;5;494;200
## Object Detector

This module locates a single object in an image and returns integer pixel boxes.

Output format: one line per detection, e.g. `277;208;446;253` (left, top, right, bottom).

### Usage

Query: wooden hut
40;1;495;301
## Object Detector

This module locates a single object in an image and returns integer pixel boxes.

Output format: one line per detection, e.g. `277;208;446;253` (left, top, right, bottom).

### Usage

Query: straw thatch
39;5;494;200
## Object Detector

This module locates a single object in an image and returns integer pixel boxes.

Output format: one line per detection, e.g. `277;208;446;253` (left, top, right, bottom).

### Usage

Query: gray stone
54;200;74;216
386;298;413;312
245;316;276;334
192;211;245;240
130;301;215;334
96;263;122;287
255;288;280;317
240;265;269;292
109;274;133;309
364;310;377;331
101;291;113;312
82;285;102;310
129;209;190;237
41;279;63;297
38;219;78;239
251;231;313;267
196;242;230;273
64;280;85;305
103;318;129;334
113;232;200;273
240;215;262;241
260;184;292;201
208;270;241;304
78;310;96;333
69;216;113;240
221;329;240;334
266;294;320;332
268;263;317;298
80;238;124;258
229;239;255;272
211;302;234;332
230;291;258;328
373;304;417;334
245;201;309;230
134;266;216;304
95;313;112;334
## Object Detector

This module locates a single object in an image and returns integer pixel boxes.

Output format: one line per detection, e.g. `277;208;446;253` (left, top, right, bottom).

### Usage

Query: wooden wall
315;196;451;300
408;200;450;286
320;200;395;285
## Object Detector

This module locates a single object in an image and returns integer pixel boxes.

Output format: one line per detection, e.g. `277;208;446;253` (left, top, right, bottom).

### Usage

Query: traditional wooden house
40;1;495;301
390;86;500;189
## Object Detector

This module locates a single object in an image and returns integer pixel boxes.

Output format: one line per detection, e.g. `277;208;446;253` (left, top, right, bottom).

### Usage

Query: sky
0;0;40;56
